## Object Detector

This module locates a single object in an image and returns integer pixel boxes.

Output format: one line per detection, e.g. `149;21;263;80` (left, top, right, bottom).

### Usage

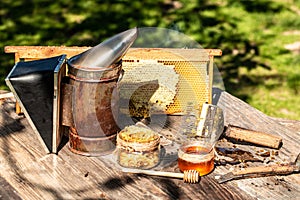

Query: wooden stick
224;124;282;149
218;164;299;183
208;55;214;104
122;168;184;178
122;168;200;183
233;164;298;176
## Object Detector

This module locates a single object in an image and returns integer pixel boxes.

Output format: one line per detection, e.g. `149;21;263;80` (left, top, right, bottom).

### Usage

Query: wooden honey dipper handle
122;168;200;183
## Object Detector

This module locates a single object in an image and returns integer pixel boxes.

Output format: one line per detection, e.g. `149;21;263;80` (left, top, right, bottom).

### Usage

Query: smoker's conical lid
69;27;138;69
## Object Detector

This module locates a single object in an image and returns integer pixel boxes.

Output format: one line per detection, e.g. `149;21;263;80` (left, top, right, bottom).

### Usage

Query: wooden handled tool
122;168;200;183
224;124;282;149
216;153;300;183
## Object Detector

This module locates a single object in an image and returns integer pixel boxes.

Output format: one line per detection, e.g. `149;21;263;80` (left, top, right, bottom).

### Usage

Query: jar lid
117;125;160;152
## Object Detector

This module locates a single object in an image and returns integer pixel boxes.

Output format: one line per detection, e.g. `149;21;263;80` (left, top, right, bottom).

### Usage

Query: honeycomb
121;48;219;116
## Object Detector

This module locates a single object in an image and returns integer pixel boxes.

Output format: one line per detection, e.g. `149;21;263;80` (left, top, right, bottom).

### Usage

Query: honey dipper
122;168;200;183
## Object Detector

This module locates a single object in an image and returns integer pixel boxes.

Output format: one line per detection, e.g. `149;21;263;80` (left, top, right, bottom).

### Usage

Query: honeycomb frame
121;48;222;115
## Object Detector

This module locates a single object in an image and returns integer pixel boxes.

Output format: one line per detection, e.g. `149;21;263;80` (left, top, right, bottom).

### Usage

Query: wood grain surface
1;89;300;200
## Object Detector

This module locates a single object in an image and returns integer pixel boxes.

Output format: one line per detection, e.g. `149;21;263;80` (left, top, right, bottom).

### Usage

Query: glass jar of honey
178;140;215;176
117;125;160;169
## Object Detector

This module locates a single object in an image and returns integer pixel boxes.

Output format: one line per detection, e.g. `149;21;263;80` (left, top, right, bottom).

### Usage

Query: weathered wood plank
2;45;299;200
1;90;299;200
271;117;300;133
213;88;300;200
0;176;22;200
0;94;252;200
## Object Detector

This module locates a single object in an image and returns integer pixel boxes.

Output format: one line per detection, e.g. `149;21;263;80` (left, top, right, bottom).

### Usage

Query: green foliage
0;0;299;119
287;74;300;95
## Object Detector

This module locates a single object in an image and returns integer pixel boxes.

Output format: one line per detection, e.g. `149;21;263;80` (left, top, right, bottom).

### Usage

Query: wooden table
1;88;300;200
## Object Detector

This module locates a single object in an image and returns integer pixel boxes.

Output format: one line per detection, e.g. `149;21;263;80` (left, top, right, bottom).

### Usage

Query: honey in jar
178;141;215;176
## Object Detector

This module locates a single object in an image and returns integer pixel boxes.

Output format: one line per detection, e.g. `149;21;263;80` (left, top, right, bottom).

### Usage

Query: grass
226;0;300;120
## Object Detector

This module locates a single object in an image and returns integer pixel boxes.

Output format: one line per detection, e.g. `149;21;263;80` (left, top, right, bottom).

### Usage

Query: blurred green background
1;0;299;120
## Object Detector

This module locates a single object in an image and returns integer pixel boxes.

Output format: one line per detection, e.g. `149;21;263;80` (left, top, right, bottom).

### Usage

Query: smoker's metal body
66;60;123;156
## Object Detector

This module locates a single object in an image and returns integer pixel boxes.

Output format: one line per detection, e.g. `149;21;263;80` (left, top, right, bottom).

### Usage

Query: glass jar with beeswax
117;125;160;169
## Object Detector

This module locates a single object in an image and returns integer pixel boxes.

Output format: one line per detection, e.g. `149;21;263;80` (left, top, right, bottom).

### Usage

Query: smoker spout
70;27;138;68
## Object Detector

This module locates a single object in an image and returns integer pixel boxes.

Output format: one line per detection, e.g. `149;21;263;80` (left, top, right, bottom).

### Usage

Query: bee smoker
64;59;123;156
5;28;138;156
